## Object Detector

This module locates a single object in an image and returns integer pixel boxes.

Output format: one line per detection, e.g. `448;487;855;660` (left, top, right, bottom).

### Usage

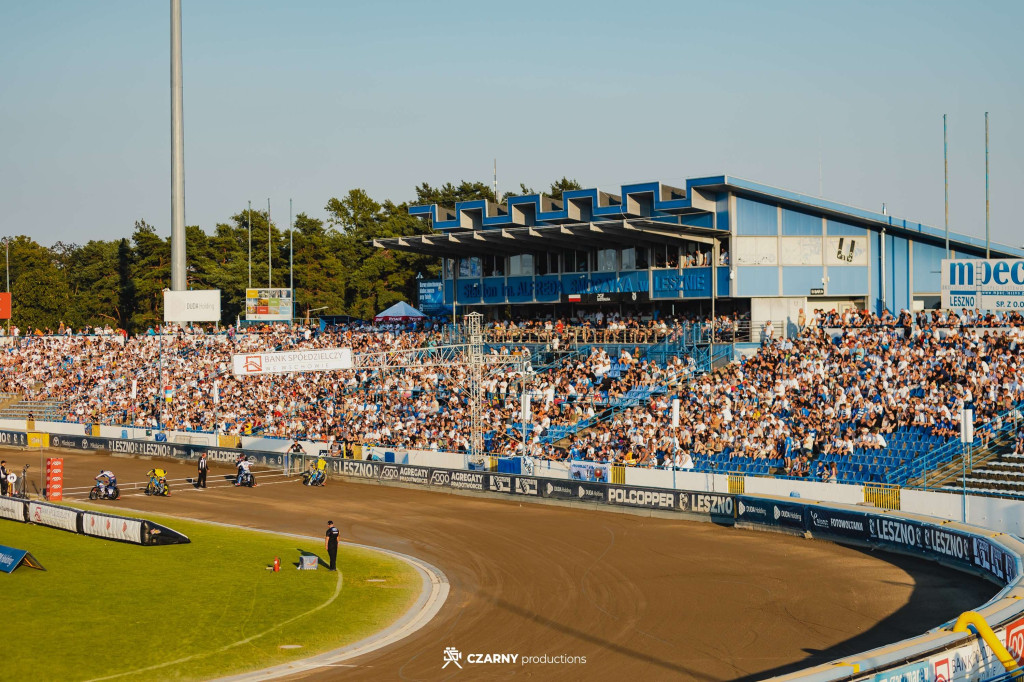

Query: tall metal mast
170;0;187;290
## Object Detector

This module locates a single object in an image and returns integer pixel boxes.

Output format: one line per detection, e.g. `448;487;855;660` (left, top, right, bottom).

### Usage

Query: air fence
2;425;1024;680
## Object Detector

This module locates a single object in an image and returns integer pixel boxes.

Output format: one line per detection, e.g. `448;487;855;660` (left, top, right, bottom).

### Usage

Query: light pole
247;201;252;288
4;237;9;334
307;306;327;329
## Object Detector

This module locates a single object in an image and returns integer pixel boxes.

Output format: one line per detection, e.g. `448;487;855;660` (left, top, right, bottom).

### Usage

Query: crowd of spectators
1;306;1022;484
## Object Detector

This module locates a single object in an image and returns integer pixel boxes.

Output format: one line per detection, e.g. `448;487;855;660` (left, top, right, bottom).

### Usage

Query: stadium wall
3;421;1023;537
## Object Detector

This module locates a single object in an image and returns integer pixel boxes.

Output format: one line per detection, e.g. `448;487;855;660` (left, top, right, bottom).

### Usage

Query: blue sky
1;0;1022;248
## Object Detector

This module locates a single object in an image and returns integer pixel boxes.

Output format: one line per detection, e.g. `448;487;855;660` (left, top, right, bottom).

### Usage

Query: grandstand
0;306;1021;498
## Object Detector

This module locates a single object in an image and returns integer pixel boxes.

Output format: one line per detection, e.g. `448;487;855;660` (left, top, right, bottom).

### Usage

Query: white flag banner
231;348;353;376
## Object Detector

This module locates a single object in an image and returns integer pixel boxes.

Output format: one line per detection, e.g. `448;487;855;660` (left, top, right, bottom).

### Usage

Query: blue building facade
375;175;1021;319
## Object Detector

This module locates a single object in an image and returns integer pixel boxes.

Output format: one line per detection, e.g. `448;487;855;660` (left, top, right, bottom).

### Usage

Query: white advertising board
231;348;353;376
164;290;221;322
82;513;142;543
942;259;1024;312
0;497;25;521
27;501;78;532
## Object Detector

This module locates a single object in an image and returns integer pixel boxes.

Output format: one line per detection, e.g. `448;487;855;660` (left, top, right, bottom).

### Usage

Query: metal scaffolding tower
465;312;485;461
347;312;523;461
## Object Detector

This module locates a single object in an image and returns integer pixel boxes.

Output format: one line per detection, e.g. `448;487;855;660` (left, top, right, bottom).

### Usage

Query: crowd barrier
0;497;189;546
20;430;290;470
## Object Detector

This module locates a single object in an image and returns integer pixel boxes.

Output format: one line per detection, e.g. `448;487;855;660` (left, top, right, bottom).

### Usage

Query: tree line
3;178;580;333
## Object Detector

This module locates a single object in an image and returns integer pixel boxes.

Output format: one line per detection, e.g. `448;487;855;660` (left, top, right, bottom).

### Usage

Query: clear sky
1;0;1021;248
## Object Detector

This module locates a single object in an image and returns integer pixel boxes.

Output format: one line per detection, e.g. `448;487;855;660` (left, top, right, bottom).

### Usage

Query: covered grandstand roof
375;175;1023;259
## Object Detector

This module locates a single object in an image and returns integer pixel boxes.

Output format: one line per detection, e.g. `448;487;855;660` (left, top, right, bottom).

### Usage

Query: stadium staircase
0;396;68;422
889;402;1023;495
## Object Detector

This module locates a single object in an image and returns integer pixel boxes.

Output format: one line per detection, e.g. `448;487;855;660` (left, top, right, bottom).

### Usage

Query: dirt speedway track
11;449;997;681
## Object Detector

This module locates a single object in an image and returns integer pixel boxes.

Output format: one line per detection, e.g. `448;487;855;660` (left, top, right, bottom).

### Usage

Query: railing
887;400;1024;488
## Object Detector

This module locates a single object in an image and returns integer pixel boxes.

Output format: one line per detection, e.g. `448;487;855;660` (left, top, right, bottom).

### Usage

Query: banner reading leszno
942;259;1024;312
231;348;353;376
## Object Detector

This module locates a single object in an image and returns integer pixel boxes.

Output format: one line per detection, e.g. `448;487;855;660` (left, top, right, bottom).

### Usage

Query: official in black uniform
197;453;208;489
0;460;8;496
325;520;339;571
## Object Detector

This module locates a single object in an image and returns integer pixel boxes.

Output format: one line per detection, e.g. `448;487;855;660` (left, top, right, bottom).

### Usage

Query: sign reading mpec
231;348;353;376
942;259;1024;312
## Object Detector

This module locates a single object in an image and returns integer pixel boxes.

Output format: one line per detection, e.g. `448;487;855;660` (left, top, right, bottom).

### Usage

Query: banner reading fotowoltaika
164;289;222;322
245;288;293;321
942;259;1024;312
231;348;353;376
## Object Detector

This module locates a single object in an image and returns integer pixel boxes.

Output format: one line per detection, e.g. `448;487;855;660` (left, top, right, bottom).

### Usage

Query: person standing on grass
197;453;208;489
0;460;7;496
325;520;339;571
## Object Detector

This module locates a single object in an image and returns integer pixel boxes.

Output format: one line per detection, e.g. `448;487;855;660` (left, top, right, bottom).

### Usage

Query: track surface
11;449;997;681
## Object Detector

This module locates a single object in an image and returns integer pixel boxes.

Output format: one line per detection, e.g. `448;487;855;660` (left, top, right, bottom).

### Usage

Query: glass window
459;257;481;278
483;254;504;277
621;247;635;271
635;247;649;270
563;249;578;272
597;248;617;272
444;258;454;279
574;249;590;272
508;254;534;277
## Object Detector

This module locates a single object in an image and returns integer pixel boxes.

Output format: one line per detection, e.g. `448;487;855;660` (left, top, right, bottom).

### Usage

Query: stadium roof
374;175;1023;259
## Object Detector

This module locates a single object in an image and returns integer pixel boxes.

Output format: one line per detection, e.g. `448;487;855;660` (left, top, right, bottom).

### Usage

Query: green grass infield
2;511;421;681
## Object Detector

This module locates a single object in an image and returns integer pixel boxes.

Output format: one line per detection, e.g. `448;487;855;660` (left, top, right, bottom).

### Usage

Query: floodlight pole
267;198;272;288
4;237;9;334
247;201;252;288
170;0;187;291
289;198;294;292
985;112;990;259
944;114;950;258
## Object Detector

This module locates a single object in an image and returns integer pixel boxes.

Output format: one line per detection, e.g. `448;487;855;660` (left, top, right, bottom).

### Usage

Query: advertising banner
607;485;677;510
872;660;933;682
574;483;607;504
867;516;974;568
0;292;9;320
449;470;486;491
398;466;431;485
245;288;293;321
27;501;79;533
488;474;512;493
163;289;221;322
973;537;1019;585
513;477;539;496
0;497;25;522
0;430;27;447
804;506;870;541
45;457;63;501
0;546;44;573
418;280;445;314
570;461;611;484
677;492;735;519
231;348;353;376
942;259;1024;312
81;513;142;544
340;460;381;479
540;479;578;500
736;497;805;530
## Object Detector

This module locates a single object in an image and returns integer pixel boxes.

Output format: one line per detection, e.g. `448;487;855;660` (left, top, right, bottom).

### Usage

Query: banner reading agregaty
231;348;353;376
